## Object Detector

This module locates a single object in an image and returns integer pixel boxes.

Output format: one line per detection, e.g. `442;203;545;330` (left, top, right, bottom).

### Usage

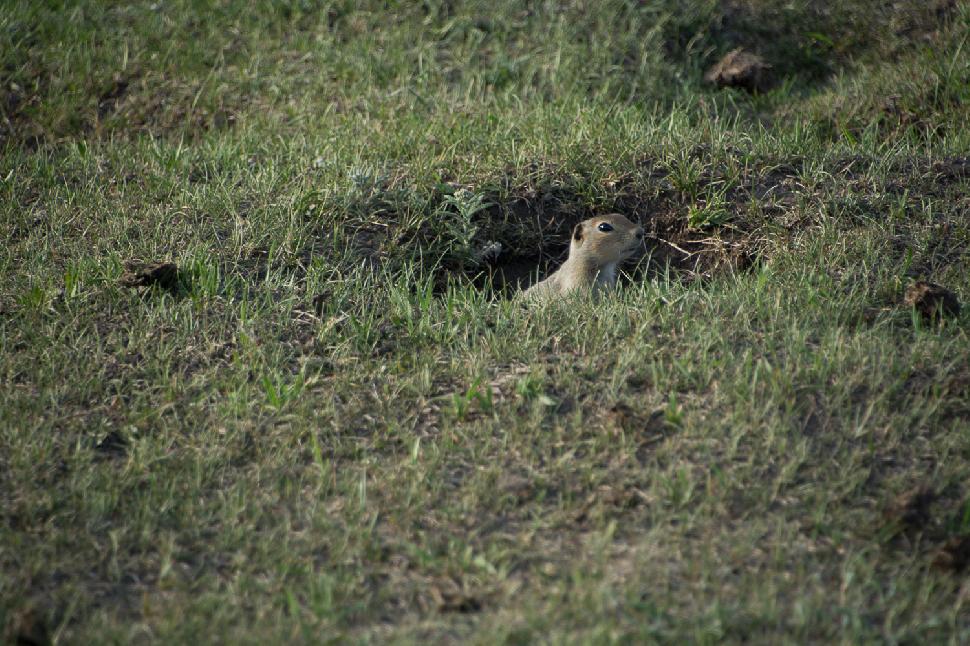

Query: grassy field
2;1;970;642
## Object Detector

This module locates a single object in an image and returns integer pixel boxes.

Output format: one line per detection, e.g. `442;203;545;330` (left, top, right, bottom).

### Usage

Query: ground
2;1;969;643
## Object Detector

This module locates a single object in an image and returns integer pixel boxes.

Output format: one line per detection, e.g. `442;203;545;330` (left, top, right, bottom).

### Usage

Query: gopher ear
572;223;584;243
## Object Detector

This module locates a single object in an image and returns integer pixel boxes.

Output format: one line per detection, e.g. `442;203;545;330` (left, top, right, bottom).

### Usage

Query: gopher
523;213;644;301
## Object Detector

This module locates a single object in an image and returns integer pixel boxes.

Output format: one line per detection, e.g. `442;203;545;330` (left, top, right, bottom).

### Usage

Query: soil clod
437;592;483;614
4;603;51;646
120;261;183;292
933;535;970;573
312;291;330;316
497;470;534;504
903;281;961;321
94;430;129;458
704;48;772;92
885;487;938;531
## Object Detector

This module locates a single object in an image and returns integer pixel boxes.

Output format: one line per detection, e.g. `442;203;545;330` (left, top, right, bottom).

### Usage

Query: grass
2;0;970;643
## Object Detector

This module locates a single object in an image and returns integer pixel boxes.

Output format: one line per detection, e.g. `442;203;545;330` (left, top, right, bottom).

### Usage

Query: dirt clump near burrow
933;535;970;573
704;48;772;93
884;487;939;531
903;281;961;321
120;261;184;293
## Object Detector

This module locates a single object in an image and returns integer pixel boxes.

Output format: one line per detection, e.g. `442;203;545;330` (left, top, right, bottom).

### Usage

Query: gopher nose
635;228;644;241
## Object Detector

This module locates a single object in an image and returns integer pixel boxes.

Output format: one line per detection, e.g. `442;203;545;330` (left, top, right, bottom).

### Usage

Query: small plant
687;186;730;230
664;393;684;429
63;264;83;298
665;153;704;200
663;467;695;509
686;200;729;229
434;188;493;268
184;257;221;300
450;377;494;421
262;372;305;410
515;375;543;400
348;164;388;194
19;285;47;311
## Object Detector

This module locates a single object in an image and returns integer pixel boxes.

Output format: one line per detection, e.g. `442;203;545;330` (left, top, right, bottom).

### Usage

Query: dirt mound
885;487;939;531
704;48;772;92
933;535;970;573
120;261;184;293
903;281;961;321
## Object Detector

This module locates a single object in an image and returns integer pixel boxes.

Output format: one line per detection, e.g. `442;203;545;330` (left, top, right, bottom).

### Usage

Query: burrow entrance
421;157;788;294
471;197;761;294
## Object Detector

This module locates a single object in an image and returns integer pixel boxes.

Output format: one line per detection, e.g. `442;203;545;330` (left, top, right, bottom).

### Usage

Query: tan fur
523;213;644;301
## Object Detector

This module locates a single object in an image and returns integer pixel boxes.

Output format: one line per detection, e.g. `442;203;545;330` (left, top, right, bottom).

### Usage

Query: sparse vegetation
2;1;969;643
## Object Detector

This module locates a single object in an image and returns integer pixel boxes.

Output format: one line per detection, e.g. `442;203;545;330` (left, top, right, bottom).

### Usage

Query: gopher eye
597;222;614;232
